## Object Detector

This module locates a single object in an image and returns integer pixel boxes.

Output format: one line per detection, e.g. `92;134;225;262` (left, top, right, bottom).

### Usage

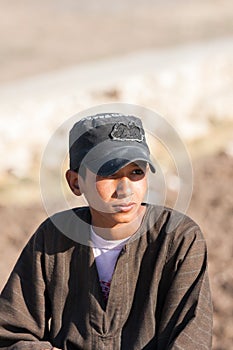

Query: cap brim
83;143;156;176
96;158;155;176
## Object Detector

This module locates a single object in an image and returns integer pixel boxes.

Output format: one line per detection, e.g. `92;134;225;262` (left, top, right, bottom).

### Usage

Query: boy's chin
91;204;145;228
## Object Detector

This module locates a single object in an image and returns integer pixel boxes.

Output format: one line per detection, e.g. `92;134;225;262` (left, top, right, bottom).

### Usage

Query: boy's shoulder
34;206;92;249
141;203;202;244
145;203;200;230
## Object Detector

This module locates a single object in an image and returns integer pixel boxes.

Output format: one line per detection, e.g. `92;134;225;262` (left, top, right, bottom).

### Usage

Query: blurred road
0;0;233;83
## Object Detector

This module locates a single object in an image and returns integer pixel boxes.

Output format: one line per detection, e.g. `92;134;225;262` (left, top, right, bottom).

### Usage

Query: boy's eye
132;168;145;176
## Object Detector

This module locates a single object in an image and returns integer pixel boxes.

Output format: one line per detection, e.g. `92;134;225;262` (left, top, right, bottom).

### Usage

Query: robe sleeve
156;220;213;350
0;225;53;350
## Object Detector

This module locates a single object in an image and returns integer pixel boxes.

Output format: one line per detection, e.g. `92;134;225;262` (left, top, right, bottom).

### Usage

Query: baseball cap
69;113;156;176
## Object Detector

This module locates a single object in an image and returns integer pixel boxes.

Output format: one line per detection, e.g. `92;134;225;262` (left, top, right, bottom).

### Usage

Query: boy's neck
90;205;146;241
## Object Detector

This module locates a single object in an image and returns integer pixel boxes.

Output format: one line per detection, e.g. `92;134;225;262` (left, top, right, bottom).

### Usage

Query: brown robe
0;204;213;349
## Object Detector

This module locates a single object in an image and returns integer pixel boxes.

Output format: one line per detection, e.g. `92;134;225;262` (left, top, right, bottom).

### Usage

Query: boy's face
78;161;149;228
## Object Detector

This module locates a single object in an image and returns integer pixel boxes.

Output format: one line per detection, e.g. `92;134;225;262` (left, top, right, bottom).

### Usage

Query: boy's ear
65;169;82;196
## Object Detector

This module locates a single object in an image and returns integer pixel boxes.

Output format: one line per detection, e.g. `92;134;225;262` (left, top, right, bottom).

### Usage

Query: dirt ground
187;152;233;350
0;150;232;349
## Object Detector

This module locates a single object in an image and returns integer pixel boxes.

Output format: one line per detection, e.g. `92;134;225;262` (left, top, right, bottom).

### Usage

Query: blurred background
0;0;232;348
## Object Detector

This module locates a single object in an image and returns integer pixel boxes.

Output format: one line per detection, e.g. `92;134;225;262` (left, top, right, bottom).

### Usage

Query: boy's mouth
112;202;135;212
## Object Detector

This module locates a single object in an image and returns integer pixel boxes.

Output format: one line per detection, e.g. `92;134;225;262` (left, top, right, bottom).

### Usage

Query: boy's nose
116;177;133;199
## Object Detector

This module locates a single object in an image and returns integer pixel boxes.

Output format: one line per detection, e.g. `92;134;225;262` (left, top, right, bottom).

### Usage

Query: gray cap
69;113;155;176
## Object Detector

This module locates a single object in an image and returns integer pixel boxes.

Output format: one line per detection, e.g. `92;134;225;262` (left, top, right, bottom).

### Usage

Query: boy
0;113;213;349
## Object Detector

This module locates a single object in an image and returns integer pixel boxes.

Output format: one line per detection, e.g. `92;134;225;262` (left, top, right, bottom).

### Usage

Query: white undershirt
90;226;130;282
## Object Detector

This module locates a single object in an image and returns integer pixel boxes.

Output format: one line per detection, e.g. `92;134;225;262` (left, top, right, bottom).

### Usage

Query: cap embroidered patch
110;122;144;142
